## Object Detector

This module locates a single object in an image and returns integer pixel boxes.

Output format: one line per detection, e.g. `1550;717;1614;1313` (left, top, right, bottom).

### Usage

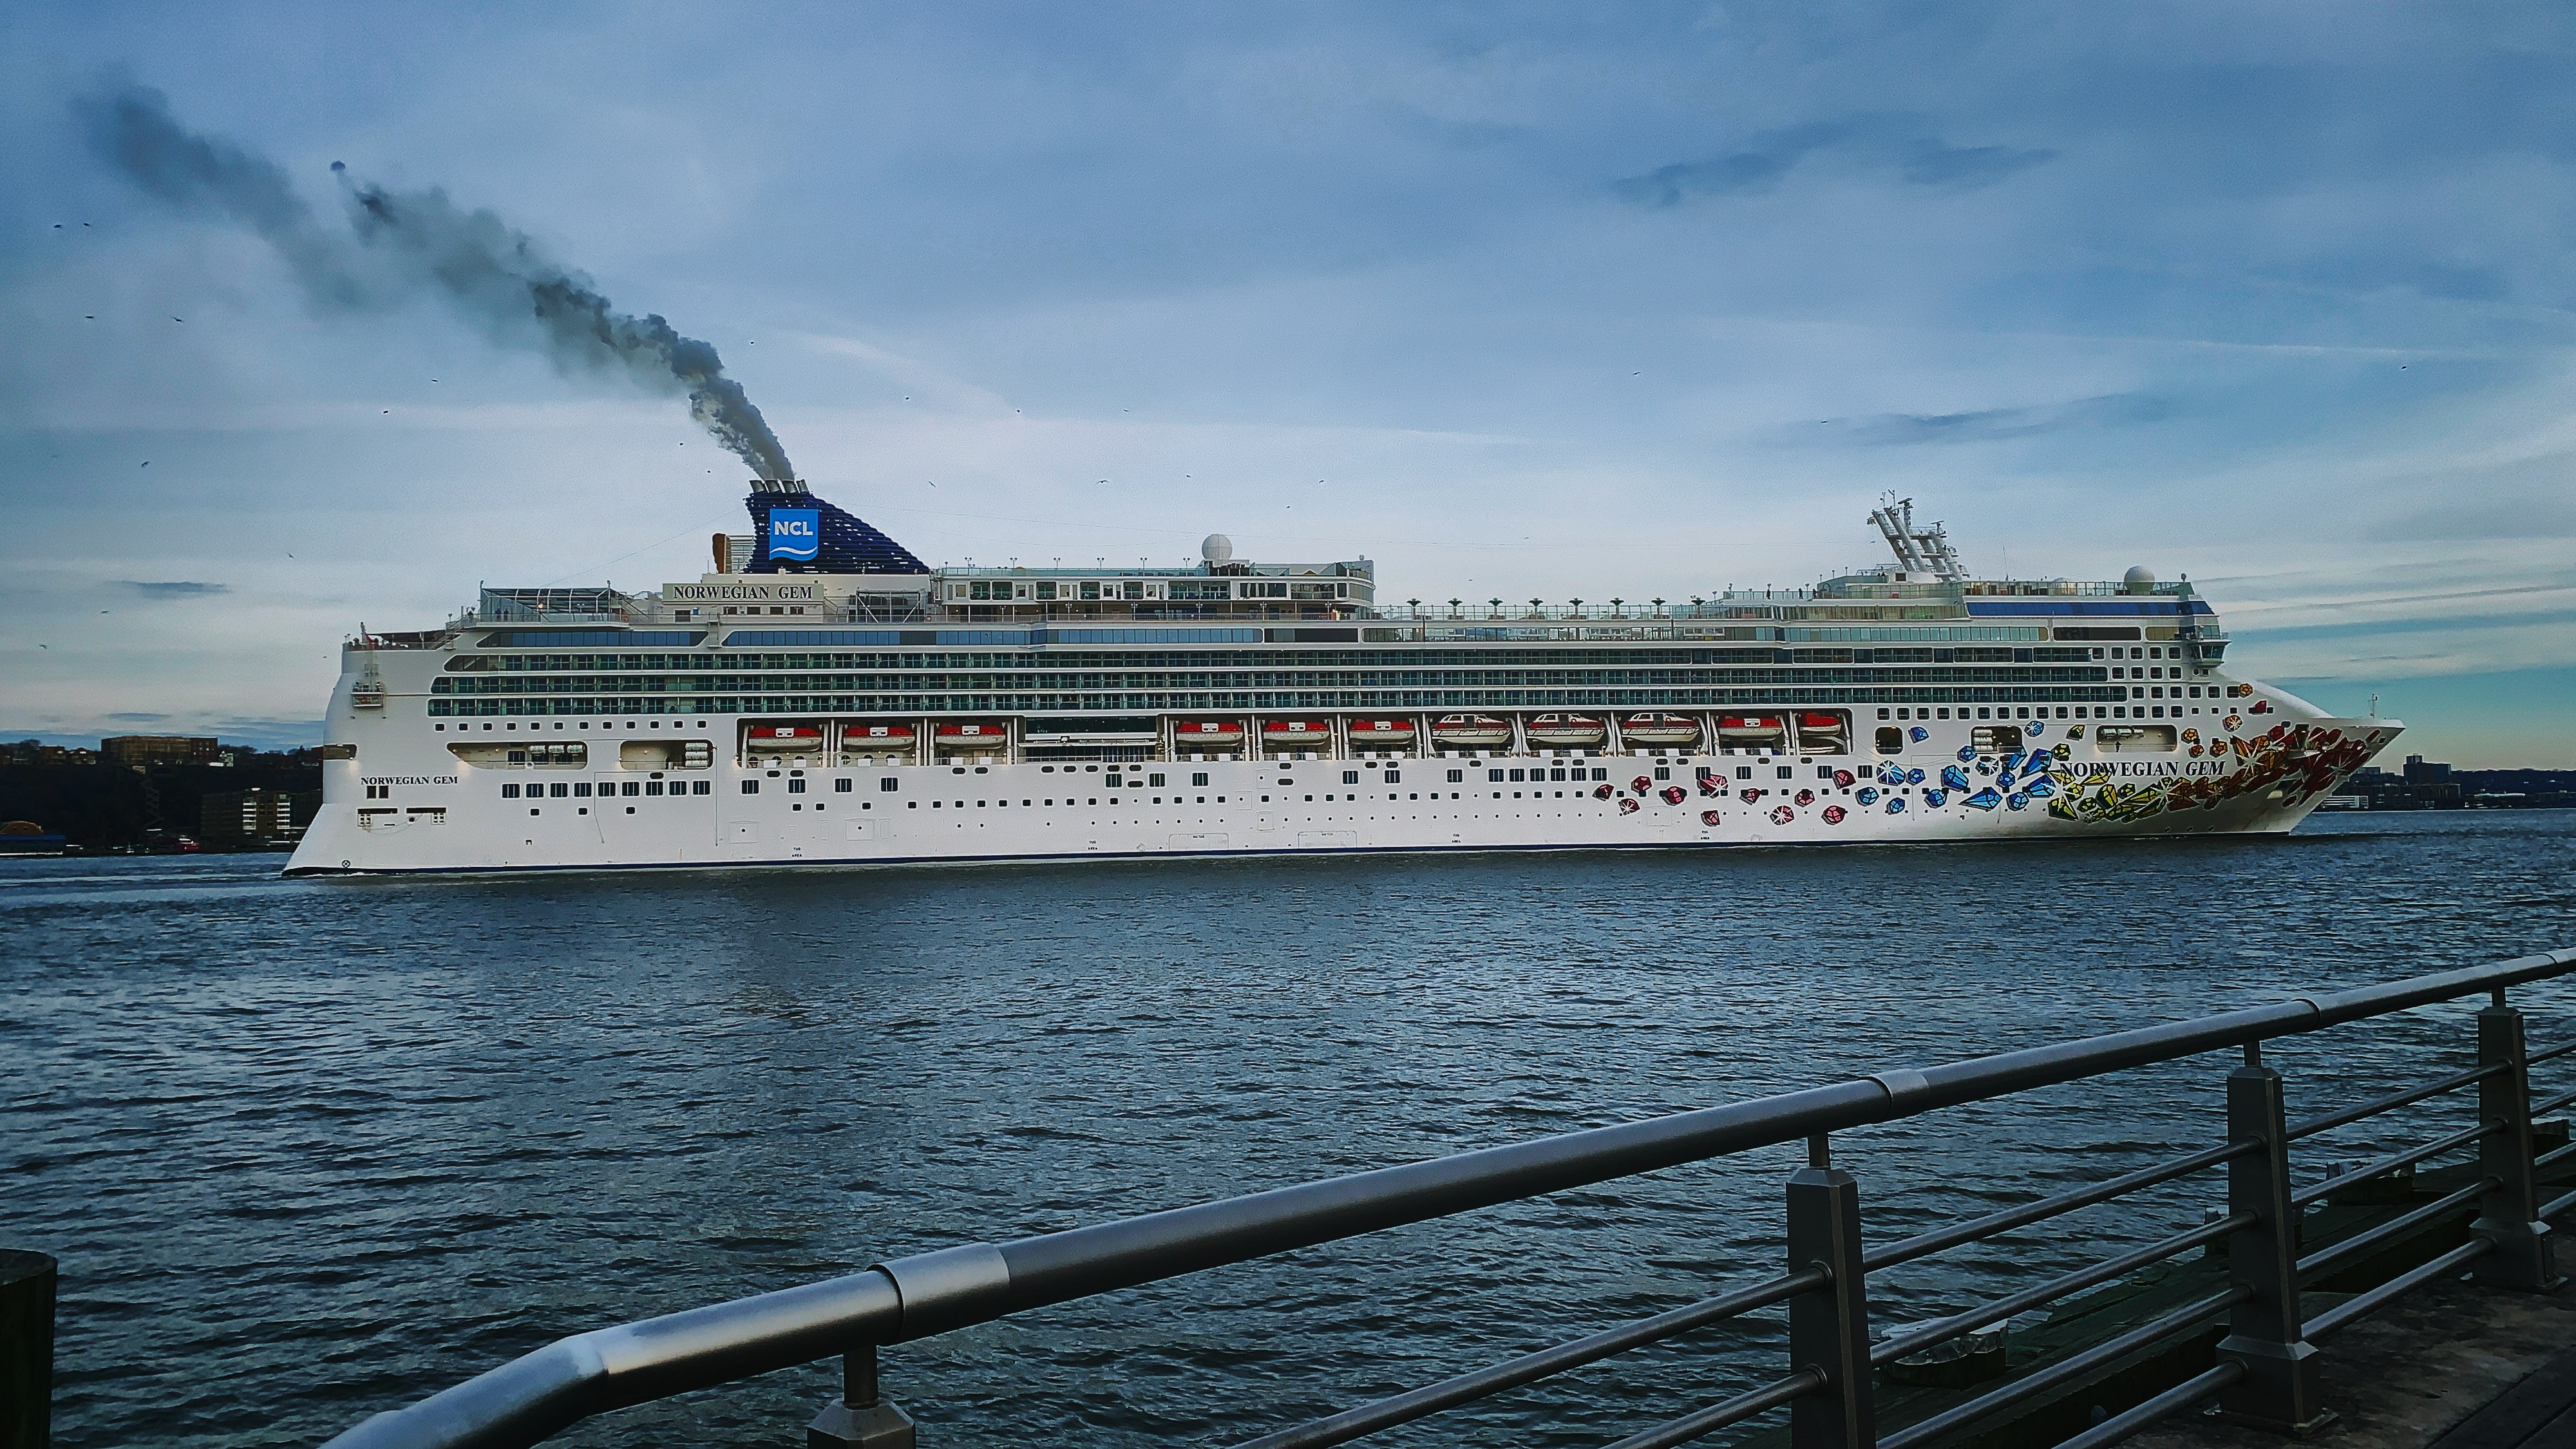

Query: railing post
808;1344;916;1448
2216;1046;2331;1434
2473;994;2563;1291
1786;1134;1873;1449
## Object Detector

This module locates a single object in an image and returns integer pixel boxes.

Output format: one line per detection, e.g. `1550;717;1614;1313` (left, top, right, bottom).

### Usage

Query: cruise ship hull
288;697;2398;876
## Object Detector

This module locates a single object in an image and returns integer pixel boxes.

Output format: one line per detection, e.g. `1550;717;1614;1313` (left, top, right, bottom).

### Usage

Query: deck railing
321;947;2576;1449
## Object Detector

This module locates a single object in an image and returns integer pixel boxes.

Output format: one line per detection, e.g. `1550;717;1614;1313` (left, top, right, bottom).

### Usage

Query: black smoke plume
77;80;794;480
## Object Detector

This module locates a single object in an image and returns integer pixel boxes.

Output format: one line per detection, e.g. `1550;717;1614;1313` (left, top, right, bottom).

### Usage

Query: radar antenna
1868;493;1968;582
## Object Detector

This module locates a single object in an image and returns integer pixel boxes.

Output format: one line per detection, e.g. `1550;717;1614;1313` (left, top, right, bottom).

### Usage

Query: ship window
1774;766;1791;780
1738;765;1755;779
694;781;711;795
787;778;807;794
741;781;759;793
1148;773;1167;786
1192;772;1209;786
551;782;569;798
574;782;591;797
621;781;640;796
501;783;520;798
1654;768;1672;781
1343;770;1360;784
1550;768;1566;782
1488;769;1504;782
1508;769;1525;782
1591;768;1607;781
645;781;663;795
836;778;853;792
880;777;898;792
1447;769;1464;782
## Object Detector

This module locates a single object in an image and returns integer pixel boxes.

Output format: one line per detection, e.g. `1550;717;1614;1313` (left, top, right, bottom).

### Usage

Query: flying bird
171;316;184;323
140;460;149;468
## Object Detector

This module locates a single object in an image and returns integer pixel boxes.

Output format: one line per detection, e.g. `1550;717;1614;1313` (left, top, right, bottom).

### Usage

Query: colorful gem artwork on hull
1597;717;2385;829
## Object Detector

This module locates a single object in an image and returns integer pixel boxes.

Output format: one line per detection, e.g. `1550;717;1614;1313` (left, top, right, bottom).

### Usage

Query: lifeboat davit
1620;712;1703;746
1524;712;1607;748
1718;714;1786;746
1345;718;1418;746
1171;719;1245;748
1262;719;1334;749
1430;714;1513;749
745;724;824;754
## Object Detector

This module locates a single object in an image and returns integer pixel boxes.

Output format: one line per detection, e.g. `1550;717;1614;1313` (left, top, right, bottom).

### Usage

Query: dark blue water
6;813;2574;1448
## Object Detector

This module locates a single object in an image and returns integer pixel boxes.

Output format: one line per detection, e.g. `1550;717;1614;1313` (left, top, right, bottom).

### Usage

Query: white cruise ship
286;485;2397;876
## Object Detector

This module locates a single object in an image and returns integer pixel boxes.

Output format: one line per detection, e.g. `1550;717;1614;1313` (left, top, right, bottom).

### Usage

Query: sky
2;2;2571;764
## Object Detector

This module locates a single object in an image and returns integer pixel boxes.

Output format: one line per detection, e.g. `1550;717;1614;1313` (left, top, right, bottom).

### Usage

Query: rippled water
6;813;2575;1448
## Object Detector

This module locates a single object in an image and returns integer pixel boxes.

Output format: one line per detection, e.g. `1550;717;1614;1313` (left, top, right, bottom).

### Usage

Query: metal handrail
322;946;2576;1449
1870;1211;2251;1368
1233;1267;1824;1449
2287;1120;2499;1208
1862;1137;2255;1272
1598;1367;1825;1449
1875;1287;2252;1449
2049;1362;2244;1449
2285;1060;2501;1141
2293;1178;2494;1282
2303;1239;2496;1341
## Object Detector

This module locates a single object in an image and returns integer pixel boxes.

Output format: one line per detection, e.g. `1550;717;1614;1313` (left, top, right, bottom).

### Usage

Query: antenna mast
1868;493;1968;582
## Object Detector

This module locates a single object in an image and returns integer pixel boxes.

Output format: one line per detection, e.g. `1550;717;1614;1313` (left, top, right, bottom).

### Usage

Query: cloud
118;580;231;596
1613;117;2054;207
1898;139;2058;190
1823;392;2171;446
106;712;171;722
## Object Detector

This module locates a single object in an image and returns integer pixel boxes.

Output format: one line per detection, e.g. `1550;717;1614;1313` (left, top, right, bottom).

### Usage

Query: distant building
7;739;100;766
102;735;222;768
2402;753;2452;784
200;788;317;844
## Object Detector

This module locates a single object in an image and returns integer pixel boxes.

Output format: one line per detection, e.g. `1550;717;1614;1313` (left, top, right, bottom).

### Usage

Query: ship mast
1868;493;1967;582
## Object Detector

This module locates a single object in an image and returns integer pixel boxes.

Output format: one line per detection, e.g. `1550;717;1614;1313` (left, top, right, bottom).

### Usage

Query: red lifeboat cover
747;726;821;739
1719;715;1781;730
1262;719;1332;735
1348;719;1417;735
935;723;999;737
1175;720;1242;735
1799;713;1845;730
849;724;913;739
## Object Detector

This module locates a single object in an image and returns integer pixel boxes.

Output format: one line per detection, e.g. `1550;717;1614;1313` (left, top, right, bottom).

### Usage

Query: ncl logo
767;509;820;562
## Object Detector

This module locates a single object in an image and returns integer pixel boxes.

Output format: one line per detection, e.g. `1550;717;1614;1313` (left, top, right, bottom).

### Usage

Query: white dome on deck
1202;534;1235;564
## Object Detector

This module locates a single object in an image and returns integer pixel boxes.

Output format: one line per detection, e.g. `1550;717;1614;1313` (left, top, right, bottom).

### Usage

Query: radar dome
2123;565;2157;594
1201;534;1235;564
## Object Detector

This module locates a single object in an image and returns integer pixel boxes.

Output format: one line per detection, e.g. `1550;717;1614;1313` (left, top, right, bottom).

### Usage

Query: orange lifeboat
1621;712;1703;746
1430;714;1513;748
1524;712;1607;748
745;724;824;755
1261;719;1334;748
1171;719;1245;748
1717;714;1786;746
